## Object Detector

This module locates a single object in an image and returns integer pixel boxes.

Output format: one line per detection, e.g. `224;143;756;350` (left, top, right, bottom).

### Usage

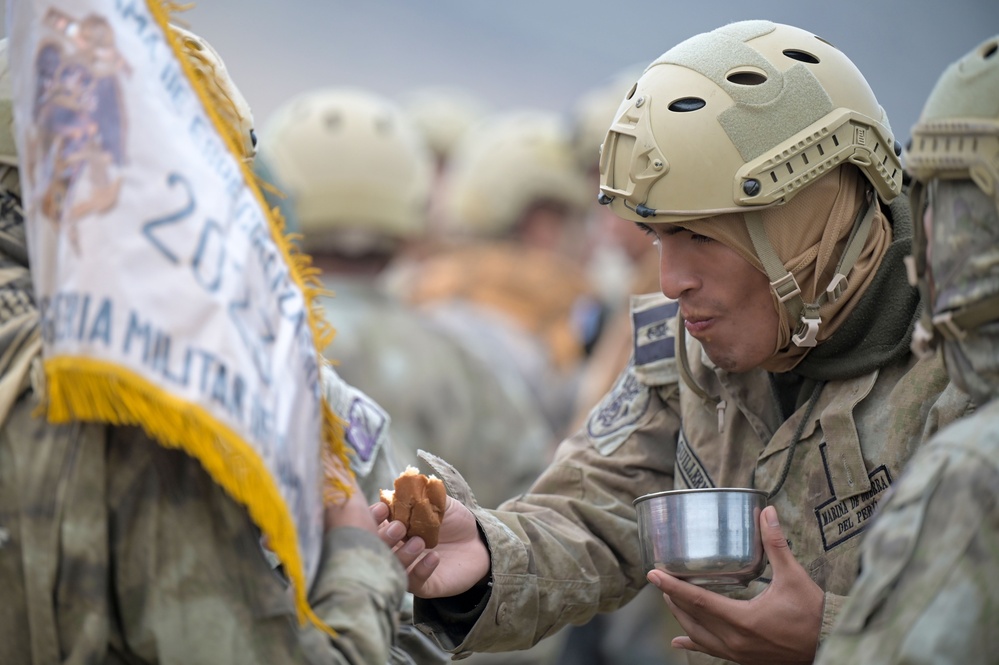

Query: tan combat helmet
906;35;999;356
401;86;489;165
599;20;902;222
258;88;433;255
441;110;590;238
170;24;256;163
599;20;903;349
0;38;16;167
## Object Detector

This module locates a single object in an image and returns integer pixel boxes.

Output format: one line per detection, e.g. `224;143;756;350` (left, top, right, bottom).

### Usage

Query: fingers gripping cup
634;488;768;591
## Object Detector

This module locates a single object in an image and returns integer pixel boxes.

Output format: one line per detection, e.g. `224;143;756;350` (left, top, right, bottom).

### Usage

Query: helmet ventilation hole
726;70;767;86
983;41;998;59
668;97;706;112
374;116;393;135
783;49;820;64
324;111;342;130
626;82;638;100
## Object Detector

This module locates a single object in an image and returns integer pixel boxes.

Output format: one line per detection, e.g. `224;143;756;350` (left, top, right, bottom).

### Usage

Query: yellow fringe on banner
32;0;355;637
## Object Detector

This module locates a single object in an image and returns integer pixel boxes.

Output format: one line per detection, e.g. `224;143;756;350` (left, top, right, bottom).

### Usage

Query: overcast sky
174;0;998;146
4;1;997;146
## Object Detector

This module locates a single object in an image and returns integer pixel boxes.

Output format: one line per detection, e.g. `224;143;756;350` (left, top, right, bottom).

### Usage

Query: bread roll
379;466;447;548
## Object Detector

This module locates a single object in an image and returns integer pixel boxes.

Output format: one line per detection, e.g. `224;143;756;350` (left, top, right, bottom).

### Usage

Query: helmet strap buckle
903;255;920;288
771;272;802;304
910;321;938;360
932;311;968;341
825;273;848;303
792;312;821;347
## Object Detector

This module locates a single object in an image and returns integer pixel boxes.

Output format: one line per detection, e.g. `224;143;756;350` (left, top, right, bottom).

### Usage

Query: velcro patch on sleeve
343;393;389;479
321;363;389;479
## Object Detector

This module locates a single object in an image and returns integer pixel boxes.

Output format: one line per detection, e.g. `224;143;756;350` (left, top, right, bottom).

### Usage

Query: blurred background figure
396;110;600;440
400;85;490;237
257;87;553;511
381;86;491;298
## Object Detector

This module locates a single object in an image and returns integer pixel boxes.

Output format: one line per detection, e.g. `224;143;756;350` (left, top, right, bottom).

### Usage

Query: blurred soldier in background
400;85;489;237
384;86;491;297
402;85;489;170
398;110;600;439
257;87;553;511
816;34;999;665
0;30;408;665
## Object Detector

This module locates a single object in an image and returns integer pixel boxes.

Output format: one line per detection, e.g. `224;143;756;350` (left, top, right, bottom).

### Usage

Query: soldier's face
644;221;778;373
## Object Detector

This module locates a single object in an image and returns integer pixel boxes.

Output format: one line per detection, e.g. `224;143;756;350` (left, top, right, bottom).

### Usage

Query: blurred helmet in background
440;110;590;238
401;86;489;166
259;87;433;255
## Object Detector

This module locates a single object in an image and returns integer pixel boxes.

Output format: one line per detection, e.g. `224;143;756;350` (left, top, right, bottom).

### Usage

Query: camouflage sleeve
415;362;682;656
297;526;408;664
815;410;999;665
818;592;847;645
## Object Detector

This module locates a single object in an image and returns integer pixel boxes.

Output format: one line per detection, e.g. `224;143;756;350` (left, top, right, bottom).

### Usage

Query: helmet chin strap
743;189;877;348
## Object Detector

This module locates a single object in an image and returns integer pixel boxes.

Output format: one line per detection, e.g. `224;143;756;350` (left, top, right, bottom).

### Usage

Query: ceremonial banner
7;0;347;630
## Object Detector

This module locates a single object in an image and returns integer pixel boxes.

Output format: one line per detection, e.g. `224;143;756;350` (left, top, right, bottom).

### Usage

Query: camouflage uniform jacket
414;292;972;665
814;398;999;665
0;385;407;664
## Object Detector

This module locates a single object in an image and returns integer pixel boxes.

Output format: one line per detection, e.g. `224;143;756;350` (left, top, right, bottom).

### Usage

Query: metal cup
634;487;768;591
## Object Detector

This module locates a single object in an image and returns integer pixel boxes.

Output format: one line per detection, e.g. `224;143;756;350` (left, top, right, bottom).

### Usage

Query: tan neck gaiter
679;165;892;373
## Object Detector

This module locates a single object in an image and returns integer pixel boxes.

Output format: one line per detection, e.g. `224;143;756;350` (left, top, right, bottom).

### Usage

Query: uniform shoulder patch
344;394;388;478
630;292;679;387
586;367;653;456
